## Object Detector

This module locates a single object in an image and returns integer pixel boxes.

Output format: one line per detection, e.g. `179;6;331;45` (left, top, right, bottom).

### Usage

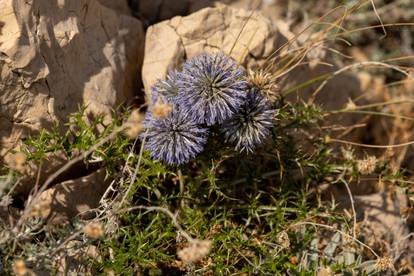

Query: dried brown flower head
12;259;27;276
124;109;144;139
0;195;13;207
246;69;278;101
28;201;51;218
344;98;357;110
375;256;393;271
152;102;173;119
6;152;27;172
83;222;104;239
177;239;211;264
290;256;299;265
357;156;377;175
317;267;333;276
341;147;355;161
277;231;290;249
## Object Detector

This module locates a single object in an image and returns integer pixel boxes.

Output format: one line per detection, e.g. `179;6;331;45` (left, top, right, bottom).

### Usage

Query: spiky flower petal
222;88;274;153
177;53;247;125
151;70;182;104
142;106;208;165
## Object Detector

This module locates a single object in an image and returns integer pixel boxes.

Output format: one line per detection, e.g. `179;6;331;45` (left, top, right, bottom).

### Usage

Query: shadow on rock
0;0;144;198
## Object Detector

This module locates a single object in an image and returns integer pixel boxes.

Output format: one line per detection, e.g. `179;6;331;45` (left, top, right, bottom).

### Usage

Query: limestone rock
0;0;144;165
354;190;409;241
354;190;411;257
219;0;283;22
283;62;363;112
14;151;101;197
142;5;286;100
32;169;111;223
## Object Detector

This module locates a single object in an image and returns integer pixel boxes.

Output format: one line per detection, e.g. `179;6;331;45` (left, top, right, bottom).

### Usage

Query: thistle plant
222;88;274;153
151;70;182;103
142;52;277;165
142;105;208;165
177;53;247;125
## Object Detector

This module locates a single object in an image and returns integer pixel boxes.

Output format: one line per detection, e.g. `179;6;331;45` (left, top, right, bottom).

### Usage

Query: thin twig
310;61;410;103
339;177;357;239
100;136;140;205
370;0;387;37
329;138;414;149
119;130;148;206
178;169;185;209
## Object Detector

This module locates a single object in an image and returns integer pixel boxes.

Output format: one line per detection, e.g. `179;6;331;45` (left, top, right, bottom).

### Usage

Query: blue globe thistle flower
142;105;208;165
222;88;274;153
177;53;247;126
151;70;183;103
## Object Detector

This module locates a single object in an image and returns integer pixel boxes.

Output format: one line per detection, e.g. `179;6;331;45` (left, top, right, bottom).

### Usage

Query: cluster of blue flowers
142;53;275;165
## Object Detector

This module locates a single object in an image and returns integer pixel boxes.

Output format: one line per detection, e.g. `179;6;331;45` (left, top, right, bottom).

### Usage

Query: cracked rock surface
32;169;112;224
0;0;144;165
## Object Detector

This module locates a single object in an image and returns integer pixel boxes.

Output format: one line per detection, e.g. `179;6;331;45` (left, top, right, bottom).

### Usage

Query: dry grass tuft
357;155;378;175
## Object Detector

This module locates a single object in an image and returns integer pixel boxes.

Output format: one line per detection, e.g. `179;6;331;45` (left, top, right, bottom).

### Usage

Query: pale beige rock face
142;5;286;101
354;190;410;253
219;0;283;22
0;0;144;162
14;150;102;197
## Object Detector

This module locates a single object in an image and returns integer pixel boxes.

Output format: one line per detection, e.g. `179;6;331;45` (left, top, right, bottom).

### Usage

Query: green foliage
0;92;402;275
90;97;392;275
0;107;132;274
23;106;131;172
0;96;402;275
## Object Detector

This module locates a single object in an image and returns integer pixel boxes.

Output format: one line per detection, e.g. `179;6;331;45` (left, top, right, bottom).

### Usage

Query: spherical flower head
222;88;274;153
177;53;247;125
151;70;182;104
142;105;208;165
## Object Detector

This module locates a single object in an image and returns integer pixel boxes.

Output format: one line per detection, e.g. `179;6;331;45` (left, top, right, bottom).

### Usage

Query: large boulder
31;169;111;224
0;0;144;165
